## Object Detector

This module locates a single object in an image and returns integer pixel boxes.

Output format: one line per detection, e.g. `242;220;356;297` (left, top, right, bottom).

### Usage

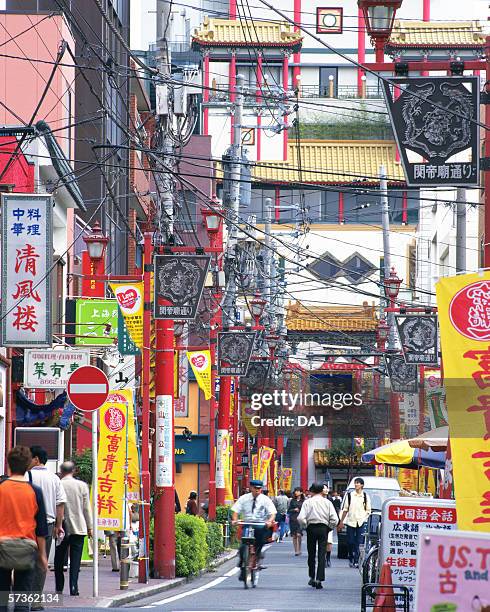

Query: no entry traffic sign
67;365;109;412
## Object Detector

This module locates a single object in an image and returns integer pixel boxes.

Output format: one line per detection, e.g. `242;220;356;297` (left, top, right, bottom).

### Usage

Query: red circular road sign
67;365;109;413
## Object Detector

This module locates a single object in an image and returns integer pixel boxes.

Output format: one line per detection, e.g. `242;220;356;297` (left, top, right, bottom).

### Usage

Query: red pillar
208;322;218;519
300;434;309;490
418;366;425;436
402;190;408;224
153;317;176;579
203;53;210;135
229;0;236;20
292;0;301;89
138;233;152;583
338;191;344;223
216;376;232;505
485;36;490;268
282;53;289;161
232;379;240;498
357;8;366;96
390;392;400;440
422;0;430;76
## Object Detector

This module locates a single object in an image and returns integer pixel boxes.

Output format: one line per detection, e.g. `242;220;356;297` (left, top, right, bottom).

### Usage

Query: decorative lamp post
357;0;402;62
83;220;109;261
250;292;267;328
376;317;389;351
201;203;223;248
384;266;402;301
266;333;280;358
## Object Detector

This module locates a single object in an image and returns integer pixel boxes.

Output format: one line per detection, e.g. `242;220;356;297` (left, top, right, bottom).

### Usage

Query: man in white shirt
231;480;276;579
338;477;372;568
298;482;338;589
28;446;66;608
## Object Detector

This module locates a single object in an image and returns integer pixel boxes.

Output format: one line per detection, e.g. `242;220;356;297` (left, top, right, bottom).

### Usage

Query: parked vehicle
337;477;401;559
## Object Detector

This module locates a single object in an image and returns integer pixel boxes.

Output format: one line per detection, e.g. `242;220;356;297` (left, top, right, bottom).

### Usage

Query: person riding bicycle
231;480;276;578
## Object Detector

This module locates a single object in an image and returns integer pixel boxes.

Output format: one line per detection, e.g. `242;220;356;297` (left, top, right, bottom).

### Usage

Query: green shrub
215;505;231;523
175;514;208;577
206;522;224;562
71;448;92;484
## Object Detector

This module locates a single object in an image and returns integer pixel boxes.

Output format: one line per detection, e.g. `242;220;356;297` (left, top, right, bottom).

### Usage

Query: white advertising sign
215;429;226;489
380;498;457;605
1;194;52;346
24;349;90;388
155;394;173;487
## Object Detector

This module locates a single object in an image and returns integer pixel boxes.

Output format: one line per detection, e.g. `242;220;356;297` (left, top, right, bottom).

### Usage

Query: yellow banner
251;454;258;480
241;399;258;437
256;446;274;484
187;351;212;400
436;272;490;531
267;467;275;497
110;282;144;348
281;468;293;491
397;467;419;492
97;390;140;529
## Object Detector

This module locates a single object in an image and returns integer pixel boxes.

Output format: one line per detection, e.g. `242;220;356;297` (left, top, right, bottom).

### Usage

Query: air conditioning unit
14;427;64;474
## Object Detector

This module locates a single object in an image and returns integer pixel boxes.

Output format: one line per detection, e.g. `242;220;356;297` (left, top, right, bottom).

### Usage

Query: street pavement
124;538;362;611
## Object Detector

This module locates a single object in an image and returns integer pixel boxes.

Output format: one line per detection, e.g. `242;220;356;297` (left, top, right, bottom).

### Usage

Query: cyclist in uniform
231;480;276;579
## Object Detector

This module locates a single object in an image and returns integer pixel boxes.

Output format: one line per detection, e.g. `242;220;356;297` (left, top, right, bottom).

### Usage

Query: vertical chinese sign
436;272;490;531
97;390;140;529
155;394;173;487
1;194;52;346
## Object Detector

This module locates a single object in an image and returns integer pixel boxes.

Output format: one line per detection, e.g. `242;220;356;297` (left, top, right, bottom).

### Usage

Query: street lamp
83;220;109;261
266;333;280;357
384;266;402;301
201;201;223;248
358;0;402;61
376;317;389;350
250;292;267;327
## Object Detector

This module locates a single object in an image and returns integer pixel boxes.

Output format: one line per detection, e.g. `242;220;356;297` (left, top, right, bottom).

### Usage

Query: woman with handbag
287;487;305;556
0;447;48;612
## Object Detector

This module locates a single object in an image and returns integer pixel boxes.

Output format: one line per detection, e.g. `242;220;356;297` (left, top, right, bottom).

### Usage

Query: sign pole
92;409;98;598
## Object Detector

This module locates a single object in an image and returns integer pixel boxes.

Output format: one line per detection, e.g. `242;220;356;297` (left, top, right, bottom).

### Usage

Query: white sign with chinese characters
380;498;457;605
1;194;52;347
155;394;173;487
24;349;90;388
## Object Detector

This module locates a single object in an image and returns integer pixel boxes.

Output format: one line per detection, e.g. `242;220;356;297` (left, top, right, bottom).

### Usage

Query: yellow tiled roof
254;141;404;184
286;301;378;332
192;17;302;48
388;20;486;48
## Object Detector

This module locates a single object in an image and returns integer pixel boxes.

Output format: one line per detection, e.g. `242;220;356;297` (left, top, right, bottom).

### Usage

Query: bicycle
236;521;267;589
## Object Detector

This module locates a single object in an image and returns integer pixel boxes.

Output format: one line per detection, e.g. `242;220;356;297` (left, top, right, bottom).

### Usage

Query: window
319;67;338;97
308;251;376;285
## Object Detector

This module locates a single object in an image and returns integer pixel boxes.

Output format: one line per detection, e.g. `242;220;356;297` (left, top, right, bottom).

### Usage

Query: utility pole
455;187;466;273
153;0;176;580
380;164;400;440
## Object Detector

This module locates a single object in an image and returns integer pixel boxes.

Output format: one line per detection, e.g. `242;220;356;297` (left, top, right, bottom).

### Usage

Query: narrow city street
124;541;361;611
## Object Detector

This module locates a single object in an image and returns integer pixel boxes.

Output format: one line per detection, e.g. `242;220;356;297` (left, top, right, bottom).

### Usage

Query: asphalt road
122;538;362;611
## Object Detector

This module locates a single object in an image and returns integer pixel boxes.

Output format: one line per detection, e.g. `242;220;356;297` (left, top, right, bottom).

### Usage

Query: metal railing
361;584;410;611
299;84;382;99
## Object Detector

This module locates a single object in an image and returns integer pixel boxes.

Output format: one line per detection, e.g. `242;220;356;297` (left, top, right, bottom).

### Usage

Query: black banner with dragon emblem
385;354;418;393
395;315;439;365
154;255;211;320
383;76;479;187
218;331;256;376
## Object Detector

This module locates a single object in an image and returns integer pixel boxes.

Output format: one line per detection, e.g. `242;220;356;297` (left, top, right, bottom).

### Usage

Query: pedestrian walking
185;491;198;515
331;490;342;516
287;487;305;556
200;489;209;519
322;485;334;567
273;489;289;542
0;446;49;612
54;461;92;596
298;482;338;590
28;446;66;608
338;477;371;568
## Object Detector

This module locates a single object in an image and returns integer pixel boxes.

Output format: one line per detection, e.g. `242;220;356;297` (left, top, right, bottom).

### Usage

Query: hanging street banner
75;299;118;346
1;194;52;347
415;530;490;611
117;309;140;356
436;272;490;532
240;360;271;396
395;315;438;365
154;255;211;320
187;350;212;400
24;348;90;388
155;394;173;488
217;331;256;376
424;368;448;429
385;354;418;393
383;76;480;187
110;282;143;349
97;390;140;529
256;446;274;484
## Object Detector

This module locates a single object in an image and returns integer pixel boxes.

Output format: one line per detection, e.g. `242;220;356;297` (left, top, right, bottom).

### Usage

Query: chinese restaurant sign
380;498;457;604
24;349;90;388
97;390;140;529
154;255;210;320
383;76;480;187
75;299;118;346
1;194;52;347
415;530;490;612
436;273;490;531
